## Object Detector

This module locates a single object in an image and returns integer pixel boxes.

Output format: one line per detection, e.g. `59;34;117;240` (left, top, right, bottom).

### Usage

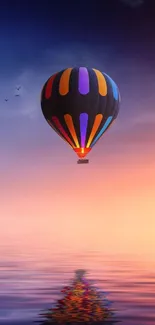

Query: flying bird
16;86;21;91
15;94;20;97
5;98;8;102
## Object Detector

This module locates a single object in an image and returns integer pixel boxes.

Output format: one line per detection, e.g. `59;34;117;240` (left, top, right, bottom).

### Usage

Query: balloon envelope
41;67;120;158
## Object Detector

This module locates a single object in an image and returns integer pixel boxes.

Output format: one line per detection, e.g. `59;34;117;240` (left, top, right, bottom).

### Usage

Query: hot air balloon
41;67;120;164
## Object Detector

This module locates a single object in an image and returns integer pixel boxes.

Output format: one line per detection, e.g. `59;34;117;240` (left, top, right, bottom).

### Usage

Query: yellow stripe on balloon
64;114;80;148
93;69;107;96
59;68;72;95
86;114;103;148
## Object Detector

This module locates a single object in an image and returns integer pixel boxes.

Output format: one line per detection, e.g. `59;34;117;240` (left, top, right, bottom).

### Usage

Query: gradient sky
0;0;155;261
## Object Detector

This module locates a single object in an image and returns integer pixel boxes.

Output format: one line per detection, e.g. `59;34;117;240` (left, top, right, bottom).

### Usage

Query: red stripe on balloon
45;73;57;99
51;116;75;148
47;119;72;148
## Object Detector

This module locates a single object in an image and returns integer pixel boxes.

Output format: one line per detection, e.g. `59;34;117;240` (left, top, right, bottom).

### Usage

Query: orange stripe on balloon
51;116;75;148
93;69;107;96
47;119;72;147
45;73;57;99
86;114;103;148
59;68;72;95
64;114;80;148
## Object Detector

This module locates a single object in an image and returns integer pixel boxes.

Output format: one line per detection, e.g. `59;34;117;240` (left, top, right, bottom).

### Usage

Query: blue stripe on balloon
90;116;113;147
104;73;119;101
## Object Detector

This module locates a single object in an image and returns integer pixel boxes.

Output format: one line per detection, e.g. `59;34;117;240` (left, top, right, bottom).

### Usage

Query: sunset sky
0;0;155;261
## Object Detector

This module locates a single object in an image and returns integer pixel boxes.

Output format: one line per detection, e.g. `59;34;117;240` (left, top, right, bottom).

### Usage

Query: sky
0;0;155;261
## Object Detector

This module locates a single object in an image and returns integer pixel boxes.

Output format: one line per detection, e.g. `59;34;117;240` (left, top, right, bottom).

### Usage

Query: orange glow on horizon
0;145;155;262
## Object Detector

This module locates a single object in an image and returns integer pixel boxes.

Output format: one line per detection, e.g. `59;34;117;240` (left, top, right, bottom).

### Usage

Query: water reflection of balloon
38;269;121;325
41;67;120;163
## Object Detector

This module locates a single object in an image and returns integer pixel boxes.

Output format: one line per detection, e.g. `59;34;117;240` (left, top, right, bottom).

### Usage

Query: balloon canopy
41;67;120;160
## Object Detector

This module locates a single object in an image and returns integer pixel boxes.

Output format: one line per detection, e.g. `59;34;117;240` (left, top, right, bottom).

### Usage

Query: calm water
0;247;155;325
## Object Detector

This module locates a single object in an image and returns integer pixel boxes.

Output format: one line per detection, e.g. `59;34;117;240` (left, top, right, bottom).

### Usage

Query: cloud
132;112;155;125
119;0;144;8
0;261;19;268
0;69;42;119
0;42;115;119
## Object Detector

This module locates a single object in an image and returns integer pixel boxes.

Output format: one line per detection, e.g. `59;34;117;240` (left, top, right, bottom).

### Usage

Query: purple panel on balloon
78;67;89;94
80;113;88;147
